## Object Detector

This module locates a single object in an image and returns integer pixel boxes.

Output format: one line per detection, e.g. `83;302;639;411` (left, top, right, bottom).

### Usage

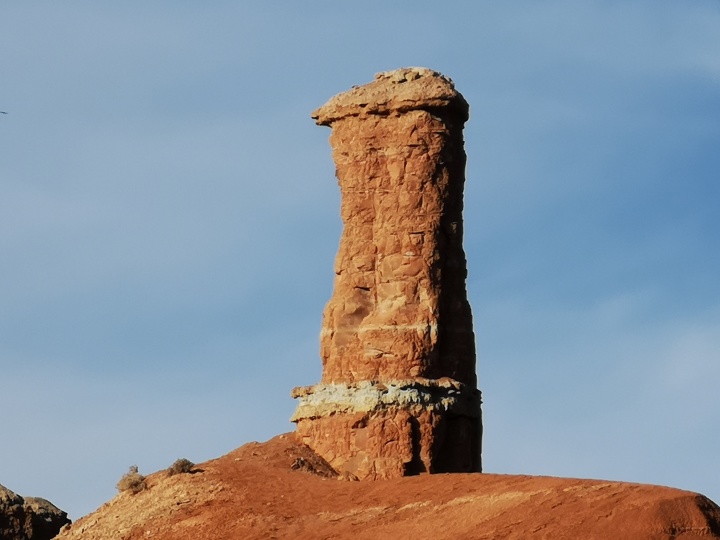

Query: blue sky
1;1;719;520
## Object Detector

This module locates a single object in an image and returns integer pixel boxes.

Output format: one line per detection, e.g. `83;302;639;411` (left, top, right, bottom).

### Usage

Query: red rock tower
292;68;481;479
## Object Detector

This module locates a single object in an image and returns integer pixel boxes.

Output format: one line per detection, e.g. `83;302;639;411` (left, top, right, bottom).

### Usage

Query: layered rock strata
292;68;481;479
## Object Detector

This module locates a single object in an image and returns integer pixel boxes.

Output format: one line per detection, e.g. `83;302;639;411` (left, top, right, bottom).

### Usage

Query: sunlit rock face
292;68;481;479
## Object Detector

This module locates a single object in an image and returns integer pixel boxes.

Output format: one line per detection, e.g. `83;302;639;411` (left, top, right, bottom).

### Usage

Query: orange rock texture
55;435;720;540
292;68;481;479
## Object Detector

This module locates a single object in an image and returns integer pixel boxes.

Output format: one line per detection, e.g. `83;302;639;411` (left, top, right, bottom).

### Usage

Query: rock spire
292;67;481;479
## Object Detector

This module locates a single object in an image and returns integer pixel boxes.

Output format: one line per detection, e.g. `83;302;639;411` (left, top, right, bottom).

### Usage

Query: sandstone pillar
292;68;481;479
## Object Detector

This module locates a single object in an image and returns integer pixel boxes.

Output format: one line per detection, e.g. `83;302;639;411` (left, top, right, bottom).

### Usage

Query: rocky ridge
54;435;720;540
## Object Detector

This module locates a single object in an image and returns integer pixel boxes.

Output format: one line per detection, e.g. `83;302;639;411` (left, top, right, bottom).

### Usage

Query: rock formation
291;68;481;479
0;483;70;540
49;70;720;539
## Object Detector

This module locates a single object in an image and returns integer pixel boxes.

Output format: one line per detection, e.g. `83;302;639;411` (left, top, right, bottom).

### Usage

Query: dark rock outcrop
0;484;70;540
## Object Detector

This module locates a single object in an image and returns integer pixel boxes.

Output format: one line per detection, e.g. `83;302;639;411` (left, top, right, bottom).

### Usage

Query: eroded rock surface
292;68;481;479
55;435;720;540
0;484;70;540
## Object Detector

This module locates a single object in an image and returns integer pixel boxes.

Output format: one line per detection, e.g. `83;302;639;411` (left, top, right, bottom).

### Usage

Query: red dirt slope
57;434;720;540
